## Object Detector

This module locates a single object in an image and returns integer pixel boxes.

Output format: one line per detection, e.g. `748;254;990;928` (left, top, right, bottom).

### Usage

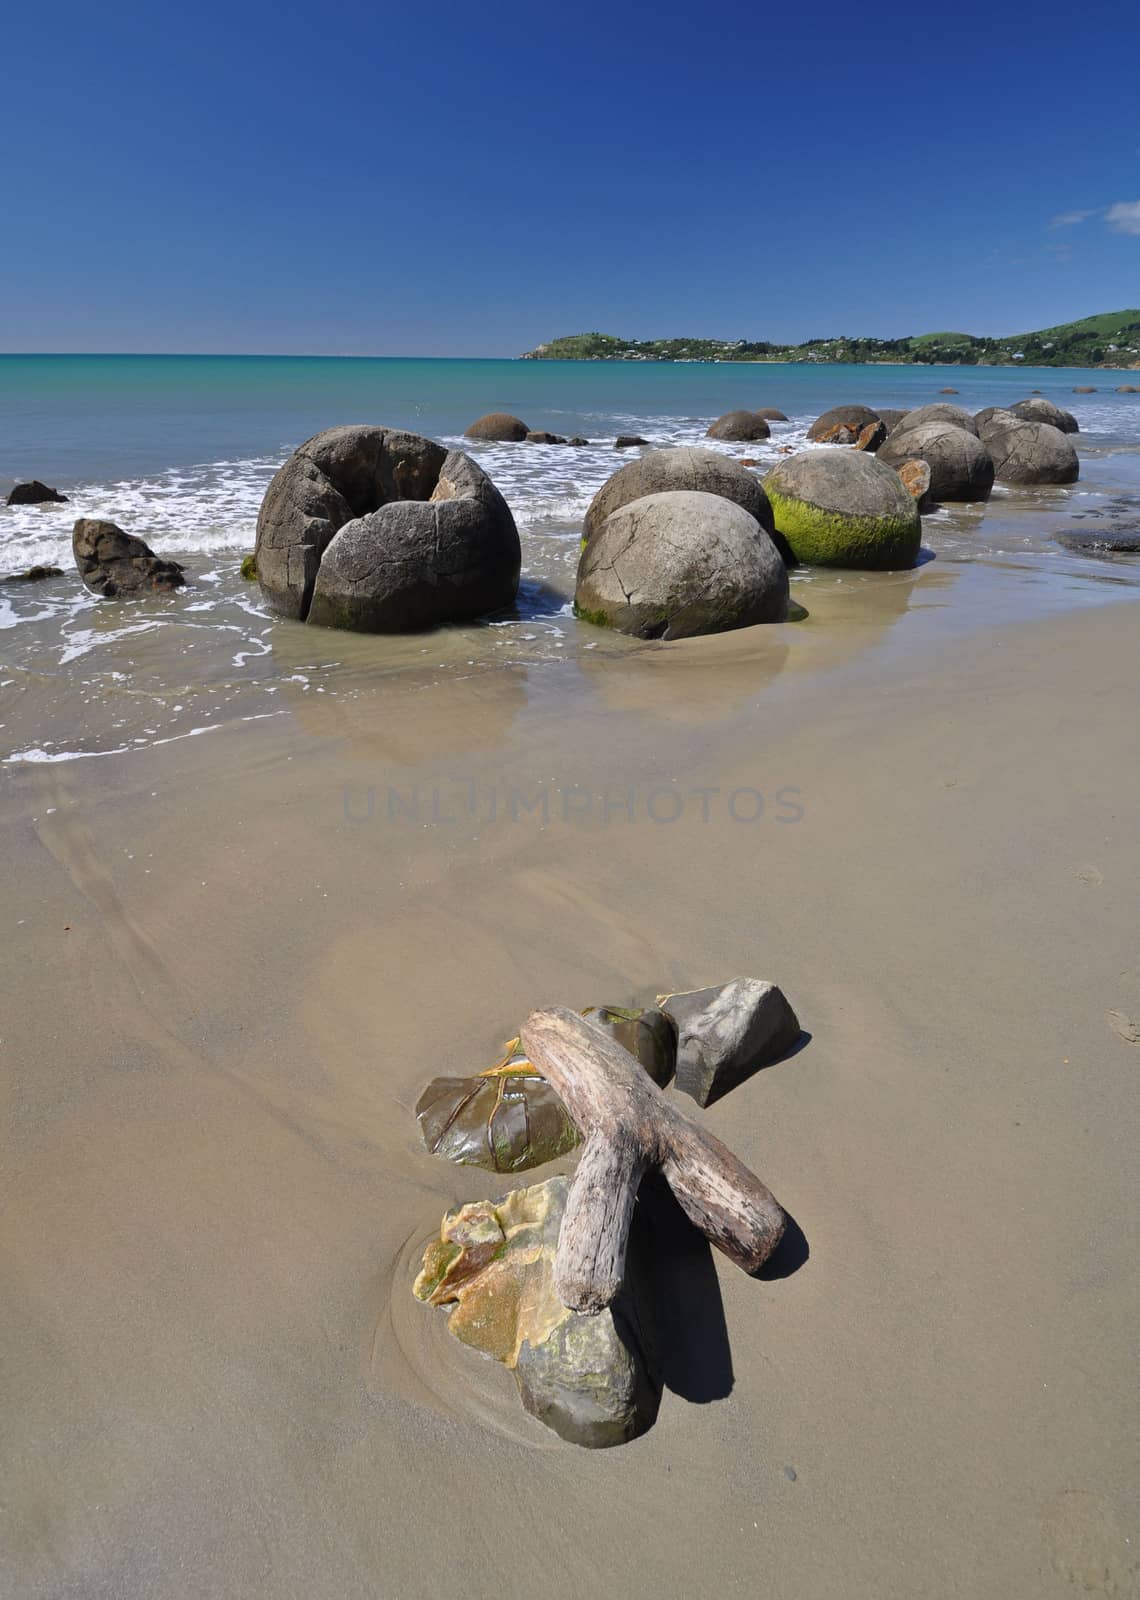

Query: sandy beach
4;589;1138;1598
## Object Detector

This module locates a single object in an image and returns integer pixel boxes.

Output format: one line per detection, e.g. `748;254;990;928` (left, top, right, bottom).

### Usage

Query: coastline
4;596;1139;1597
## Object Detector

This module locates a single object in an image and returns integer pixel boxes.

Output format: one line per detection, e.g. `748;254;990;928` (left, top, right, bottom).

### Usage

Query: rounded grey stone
895;403;980;437
576;489;788;639
1009;397;1079;434
984;420;1080;485
583;446;775;545
807;404;880;441
706;410;771;442
879;422;995;502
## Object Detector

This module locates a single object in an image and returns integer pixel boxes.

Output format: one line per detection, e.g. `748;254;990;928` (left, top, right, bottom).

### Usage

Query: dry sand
2;598;1139;1598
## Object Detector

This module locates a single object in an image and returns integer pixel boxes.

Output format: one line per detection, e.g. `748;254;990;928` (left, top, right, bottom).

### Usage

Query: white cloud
1050;208;1100;228
1106;200;1140;235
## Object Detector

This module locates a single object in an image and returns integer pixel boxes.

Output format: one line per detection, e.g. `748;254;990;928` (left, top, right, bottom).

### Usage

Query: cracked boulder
983;420;1080;486
414;1176;661;1447
807;404;880;441
575;489;788;639
72;519;186;597
893;403;980;438
1009;397;1079;434
254;426;520;630
879;421;994;502
582;446;776;546
763;450;921;568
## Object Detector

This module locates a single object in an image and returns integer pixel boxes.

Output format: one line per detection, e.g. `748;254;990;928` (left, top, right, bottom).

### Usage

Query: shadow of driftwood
639;1175;734;1403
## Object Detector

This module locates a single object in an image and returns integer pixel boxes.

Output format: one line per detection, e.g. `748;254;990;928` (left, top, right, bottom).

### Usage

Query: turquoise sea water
2;354;1139;764
2;353;1138;483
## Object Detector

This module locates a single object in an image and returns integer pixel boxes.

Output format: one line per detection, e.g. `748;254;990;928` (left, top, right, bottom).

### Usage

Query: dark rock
1057;531;1140;553
414;1177;660;1448
568;436;589;445
614;435;650;449
876;408;909;434
762;450;921;569
755;407;789;421
984;420;1080;485
306;448;520;632
658;978;801;1107
526;431;568;444
855;420;887;452
706;410;771;443
879;421;994;502
1009;397;1079;434
6;480;68;506
576;490;788;639
464;413;530;442
4;564;65;582
807;404;880;441
896;403;980;437
583;446;776;546
72;520;186;597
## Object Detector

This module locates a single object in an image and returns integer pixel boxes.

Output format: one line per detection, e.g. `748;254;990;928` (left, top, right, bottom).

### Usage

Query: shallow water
2;356;1139;762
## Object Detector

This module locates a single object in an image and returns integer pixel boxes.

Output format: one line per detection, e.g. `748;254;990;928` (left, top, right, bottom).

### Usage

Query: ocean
2;354;1139;763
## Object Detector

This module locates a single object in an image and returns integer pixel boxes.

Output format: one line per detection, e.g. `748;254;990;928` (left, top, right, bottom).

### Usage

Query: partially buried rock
1073;386;1097;394
706;411;770;442
940;387;959;394
763;450;922;568
415;1005;675;1173
1009;397;1079;434
582;445;776;546
576;489;789;638
239;553;257;580
984;420;1079;485
414;1176;660;1447
755;407;789;421
568;436;589;446
614;435;649;449
879;421;994;502
465;413;529;442
7;480;68;506
807;404;880;441
4;564;64;582
72;519;186;597
526;431;567;444
1057;531;1140;554
658;978;801;1107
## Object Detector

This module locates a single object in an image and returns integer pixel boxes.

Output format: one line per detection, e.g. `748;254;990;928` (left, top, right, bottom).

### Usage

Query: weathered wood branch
520;1006;787;1313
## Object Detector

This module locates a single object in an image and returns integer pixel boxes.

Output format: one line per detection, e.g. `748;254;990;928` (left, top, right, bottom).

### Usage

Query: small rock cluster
413;979;800;1447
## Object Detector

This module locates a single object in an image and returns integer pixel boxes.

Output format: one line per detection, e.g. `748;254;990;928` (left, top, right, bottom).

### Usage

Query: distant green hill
521;312;1140;368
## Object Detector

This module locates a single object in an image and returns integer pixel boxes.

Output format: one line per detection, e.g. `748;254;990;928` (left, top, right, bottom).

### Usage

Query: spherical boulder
755;407;789;421
879;422;994;502
306;449;521;632
762;451;921;569
984;420;1080;486
255;425;449;619
975;406;1019;439
582;446;775;546
464;413;530;442
807;404;880;441
1009;397;1079;434
896;403;980;437
706;410;771;442
575;490;788;639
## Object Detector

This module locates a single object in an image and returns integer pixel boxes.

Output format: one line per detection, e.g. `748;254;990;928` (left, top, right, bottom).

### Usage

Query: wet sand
3;598;1139;1598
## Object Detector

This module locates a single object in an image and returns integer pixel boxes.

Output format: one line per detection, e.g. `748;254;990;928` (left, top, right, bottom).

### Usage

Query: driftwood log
520;1006;787;1314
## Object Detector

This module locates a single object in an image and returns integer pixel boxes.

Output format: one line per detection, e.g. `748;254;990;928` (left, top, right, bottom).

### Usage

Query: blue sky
4;0;1138;354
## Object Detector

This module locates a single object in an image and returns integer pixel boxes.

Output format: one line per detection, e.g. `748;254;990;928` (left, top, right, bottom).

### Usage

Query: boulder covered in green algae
415;1006;675;1173
414;1177;660;1447
762;450;921;569
240;553;258;580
